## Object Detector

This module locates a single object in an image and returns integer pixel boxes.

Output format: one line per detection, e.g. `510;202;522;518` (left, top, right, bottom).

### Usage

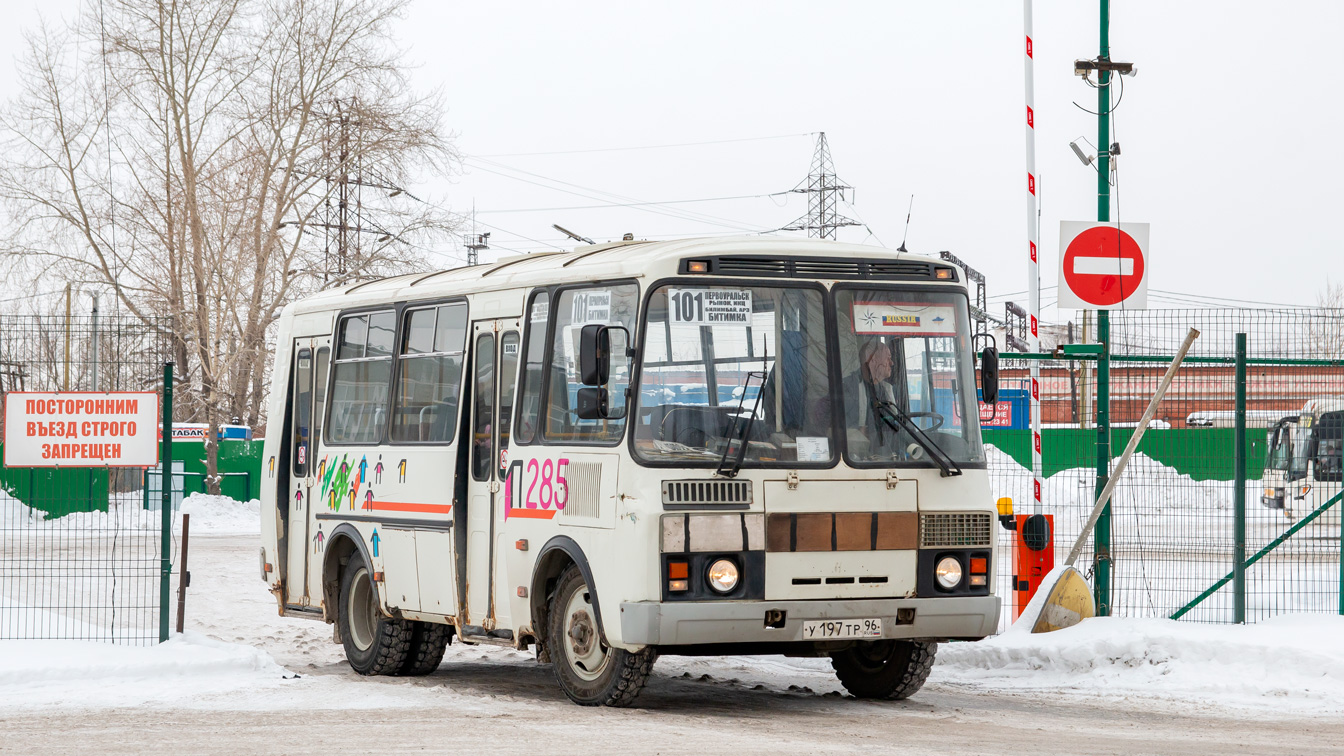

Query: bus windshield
833;288;984;467
632;284;833;466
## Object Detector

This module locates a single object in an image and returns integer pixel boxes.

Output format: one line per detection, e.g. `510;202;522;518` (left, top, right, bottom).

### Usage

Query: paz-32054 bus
260;237;1001;706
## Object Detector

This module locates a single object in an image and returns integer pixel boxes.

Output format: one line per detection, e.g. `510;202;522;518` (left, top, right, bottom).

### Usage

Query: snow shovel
1024;327;1201;634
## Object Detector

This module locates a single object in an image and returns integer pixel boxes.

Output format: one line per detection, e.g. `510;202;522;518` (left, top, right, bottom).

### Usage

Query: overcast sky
4;1;1341;320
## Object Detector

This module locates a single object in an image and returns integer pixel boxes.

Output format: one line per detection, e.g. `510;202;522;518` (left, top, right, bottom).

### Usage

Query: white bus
260;237;1001;706
1262;396;1344;526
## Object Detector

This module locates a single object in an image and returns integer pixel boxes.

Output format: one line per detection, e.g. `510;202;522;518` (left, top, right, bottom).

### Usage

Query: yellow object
1031;566;1095;633
996;497;1014;517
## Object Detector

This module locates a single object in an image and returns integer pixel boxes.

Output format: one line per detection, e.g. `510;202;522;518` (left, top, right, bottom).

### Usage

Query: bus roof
284;236;965;316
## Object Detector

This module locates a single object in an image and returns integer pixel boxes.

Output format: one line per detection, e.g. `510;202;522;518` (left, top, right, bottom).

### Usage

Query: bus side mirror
579;324;611;386
575;387;609;420
980;346;1000;405
577;325;631;420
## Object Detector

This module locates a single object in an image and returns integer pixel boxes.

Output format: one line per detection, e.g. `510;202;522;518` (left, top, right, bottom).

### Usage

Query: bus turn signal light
686;260;710;273
970;557;988;574
668;561;689;580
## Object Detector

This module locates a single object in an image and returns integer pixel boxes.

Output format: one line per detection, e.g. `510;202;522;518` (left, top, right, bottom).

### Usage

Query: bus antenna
896;195;914;253
553;224;595;245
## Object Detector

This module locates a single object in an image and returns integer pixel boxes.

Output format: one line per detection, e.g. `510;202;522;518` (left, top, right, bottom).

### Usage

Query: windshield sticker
852;302;958;337
530;299;549;323
570;290;610;325
796;436;829;462
667;288;752;326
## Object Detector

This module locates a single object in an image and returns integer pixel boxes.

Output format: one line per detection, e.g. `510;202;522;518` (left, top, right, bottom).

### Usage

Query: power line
473;133;813;158
474;191;789;215
464;158;773;233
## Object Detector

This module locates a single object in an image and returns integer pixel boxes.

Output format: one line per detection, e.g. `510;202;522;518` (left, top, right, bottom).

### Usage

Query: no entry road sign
1057;221;1150;310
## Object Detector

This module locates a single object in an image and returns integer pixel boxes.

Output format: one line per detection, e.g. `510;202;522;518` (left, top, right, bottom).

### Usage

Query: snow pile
0;632;289;710
179;494;260;535
936;614;1344;713
0;492;258;534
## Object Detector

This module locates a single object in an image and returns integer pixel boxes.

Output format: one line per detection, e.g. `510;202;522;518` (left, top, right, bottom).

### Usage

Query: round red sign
1062;226;1145;307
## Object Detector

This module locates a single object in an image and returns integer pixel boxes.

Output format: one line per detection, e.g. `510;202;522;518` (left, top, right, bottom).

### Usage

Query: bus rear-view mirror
980;346;1000;405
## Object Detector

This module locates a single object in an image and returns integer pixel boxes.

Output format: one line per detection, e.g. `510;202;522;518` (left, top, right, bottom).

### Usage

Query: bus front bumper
618;595;1000;646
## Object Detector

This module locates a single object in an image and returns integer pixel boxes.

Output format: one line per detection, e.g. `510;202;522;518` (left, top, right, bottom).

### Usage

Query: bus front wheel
831;640;937;700
547;566;655;707
338;552;413;676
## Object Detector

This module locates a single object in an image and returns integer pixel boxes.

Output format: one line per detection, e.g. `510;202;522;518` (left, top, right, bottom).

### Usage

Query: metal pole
63;283;71;392
1023;0;1044;515
159;362;174;643
1234;334;1247;623
91;294;99;391
176;513;190;634
1092;0;1114;617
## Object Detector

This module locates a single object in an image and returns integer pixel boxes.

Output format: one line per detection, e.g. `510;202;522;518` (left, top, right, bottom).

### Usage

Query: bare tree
0;0;458;492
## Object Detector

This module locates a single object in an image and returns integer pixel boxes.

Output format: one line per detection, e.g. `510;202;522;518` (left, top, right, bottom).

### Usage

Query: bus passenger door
285;338;330;607
464;319;520;631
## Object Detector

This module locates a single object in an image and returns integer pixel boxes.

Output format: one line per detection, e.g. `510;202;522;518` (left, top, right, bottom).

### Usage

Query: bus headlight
935;556;963;589
707;559;740;593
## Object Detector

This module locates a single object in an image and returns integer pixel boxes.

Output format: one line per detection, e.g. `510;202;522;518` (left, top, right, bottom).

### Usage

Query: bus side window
1316;411;1343;482
514;291;549;445
543;283;639;444
291;347;312;477
391;303;468;443
328;311;396;444
313;347;330;450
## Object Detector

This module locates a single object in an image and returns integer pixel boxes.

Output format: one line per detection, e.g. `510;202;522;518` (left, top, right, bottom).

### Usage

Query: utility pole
783;132;861;240
1073;0;1134;617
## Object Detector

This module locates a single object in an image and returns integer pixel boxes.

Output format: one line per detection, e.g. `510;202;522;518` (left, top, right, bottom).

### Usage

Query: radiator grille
561;462;603;519
919;512;993;548
661;479;752;508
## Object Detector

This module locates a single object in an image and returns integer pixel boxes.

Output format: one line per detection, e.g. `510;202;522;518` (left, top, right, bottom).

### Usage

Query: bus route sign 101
3;392;160;468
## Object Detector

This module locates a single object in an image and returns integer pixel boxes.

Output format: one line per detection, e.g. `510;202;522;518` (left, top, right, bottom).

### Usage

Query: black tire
831;640;937;700
547;566;656;707
338;551;413;676
399;621;452;676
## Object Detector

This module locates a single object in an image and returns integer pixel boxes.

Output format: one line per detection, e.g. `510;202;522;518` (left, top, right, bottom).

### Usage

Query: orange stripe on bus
371;501;454;514
507;508;558;520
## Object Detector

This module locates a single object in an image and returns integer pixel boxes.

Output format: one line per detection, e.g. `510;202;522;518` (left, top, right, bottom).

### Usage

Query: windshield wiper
871;398;962;477
716;369;768;478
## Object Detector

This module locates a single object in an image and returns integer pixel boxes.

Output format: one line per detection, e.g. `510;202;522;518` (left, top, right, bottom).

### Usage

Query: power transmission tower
303;98;403;286
783;132;861;240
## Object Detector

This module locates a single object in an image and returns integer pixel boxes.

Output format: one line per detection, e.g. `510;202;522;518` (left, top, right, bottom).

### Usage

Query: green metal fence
989;309;1344;628
0;315;174;645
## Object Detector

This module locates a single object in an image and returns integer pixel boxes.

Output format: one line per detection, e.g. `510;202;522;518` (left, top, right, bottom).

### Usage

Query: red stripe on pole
1026;36;1033;58
1028;174;1035;195
1027;106;1034;128
1030;240;1037;263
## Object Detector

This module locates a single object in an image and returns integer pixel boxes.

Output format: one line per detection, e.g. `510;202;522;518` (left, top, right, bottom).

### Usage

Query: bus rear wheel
547;566;655;707
399;621;452;676
338;552;412;676
831;640;937;700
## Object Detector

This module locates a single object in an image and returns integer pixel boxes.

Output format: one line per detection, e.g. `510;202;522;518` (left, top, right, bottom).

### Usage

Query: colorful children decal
374;456;384;484
313;524;324;553
398;458;407;483
268;456;275;477
371;529;381;558
363;488;375;511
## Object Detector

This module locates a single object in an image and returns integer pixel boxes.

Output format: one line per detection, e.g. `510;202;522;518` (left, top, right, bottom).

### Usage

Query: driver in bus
844;338;901;457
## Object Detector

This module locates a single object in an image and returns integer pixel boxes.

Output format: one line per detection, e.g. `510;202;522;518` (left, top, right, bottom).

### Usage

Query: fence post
1094;311;1112;615
1234;333;1247;624
159;362;174;643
